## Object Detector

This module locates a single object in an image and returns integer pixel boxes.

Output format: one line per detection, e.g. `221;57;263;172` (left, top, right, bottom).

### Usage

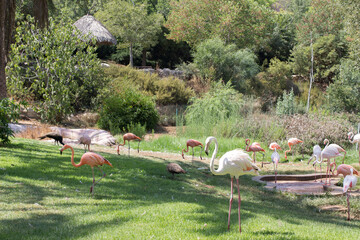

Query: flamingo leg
359;148;360;165
314;165;317;182
274;163;277;185
137;141;140;153
252;152;255;163
236;178;241;233
228;177;234;231
199;146;203;160
128;141;130;156
192;147;194;162
90;167;95;196
320;163;323;183
260;152;265;168
347;191;351;221
88;144;90;152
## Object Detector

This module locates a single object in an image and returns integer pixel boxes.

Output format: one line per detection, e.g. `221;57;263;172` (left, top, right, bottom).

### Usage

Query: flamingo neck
245;140;250;151
209;138;221;175
69;146;82;167
119;139;126;146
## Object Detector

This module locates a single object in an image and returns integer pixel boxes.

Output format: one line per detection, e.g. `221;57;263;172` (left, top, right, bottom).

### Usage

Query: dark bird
39;132;64;145
167;163;186;177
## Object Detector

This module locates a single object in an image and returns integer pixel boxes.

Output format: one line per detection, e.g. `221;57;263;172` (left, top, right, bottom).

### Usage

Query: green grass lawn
1;138;360;239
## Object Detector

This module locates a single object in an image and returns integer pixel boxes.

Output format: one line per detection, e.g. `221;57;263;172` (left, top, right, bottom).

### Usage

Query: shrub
104;65;194;105
283;113;355;151
193;37;259;92
0;99;21;144
7;17;105;123
184;81;243;137
98;88;159;134
327;59;360;113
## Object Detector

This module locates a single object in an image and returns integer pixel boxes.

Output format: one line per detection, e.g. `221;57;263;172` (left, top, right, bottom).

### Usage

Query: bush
7;16;105;123
98;88;159;134
193;37;259;92
0;99;21;144
184;81;243;137
327;59;360;113
104;65;194;105
283;113;355;151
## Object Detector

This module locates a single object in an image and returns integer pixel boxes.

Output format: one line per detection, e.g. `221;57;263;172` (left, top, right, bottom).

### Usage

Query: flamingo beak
205;150;209;156
60;150;63;155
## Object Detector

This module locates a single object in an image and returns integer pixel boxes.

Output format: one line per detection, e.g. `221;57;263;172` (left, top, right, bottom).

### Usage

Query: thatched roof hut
73;15;117;45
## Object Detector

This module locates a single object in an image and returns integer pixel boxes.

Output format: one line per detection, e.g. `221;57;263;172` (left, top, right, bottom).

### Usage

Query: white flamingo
269;142;281;185
343;168;358;221
314;139;346;185
348;132;360;165
204;136;260;233
307;145;322;181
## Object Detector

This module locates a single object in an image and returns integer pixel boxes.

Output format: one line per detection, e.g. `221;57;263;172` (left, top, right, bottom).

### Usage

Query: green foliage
123;122;147;139
0;99;21;144
327;59;360;113
295;0;343;45
276;89;295;115
98;88;159;134
95;0;163;65
185;81;243;137
258;58;293;101
193;38;259;92
7;16;104;123
104;65;194;105
165;0;273;48
291;34;348;85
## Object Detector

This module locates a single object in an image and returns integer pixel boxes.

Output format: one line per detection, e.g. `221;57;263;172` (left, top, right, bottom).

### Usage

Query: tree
192;38;259;92
95;0;163;67
327;59;360;113
295;0;343;45
0;0;16;99
7;17;104;122
165;0;273;48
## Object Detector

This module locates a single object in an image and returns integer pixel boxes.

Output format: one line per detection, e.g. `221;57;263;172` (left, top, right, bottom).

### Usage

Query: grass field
1;138;360;239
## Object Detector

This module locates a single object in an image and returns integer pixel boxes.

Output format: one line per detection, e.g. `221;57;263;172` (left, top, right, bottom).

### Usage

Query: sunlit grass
1;138;360;239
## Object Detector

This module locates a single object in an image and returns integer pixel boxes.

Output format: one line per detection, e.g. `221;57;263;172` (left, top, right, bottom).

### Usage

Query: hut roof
73;15;117;45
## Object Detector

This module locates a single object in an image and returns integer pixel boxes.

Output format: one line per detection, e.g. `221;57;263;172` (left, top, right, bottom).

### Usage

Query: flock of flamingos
39;131;360;233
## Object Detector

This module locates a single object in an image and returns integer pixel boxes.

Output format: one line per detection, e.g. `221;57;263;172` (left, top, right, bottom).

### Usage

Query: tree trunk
33;0;48;29
142;49;146;66
0;0;16;99
129;42;134;67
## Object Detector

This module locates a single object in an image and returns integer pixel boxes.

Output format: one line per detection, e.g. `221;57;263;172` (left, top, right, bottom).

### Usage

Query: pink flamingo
307;145;322;182
205;136;260;233
324;139;346;164
284;138;303;160
117;133;141;156
329;163;359;178
60;144;113;196
348;132;360;165
315;139;346;185
269;142;281;185
182;139;203;163
245;139;265;167
343;168;358;221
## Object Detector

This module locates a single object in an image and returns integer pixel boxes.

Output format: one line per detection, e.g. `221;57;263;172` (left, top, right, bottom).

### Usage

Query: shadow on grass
0;138;359;238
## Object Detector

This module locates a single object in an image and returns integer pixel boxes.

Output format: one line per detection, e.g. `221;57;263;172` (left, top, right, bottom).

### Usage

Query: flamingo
324;139;346;164
78;134;91;152
284;138;303;160
182;139;203;164
60;144;113;196
329;163;359;178
269;142;281;185
205;136;260;233
245;139;265;167
315;139;346;185
117;133;141;156
307;145;322;181
348;132;360;165
343;168;358;221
